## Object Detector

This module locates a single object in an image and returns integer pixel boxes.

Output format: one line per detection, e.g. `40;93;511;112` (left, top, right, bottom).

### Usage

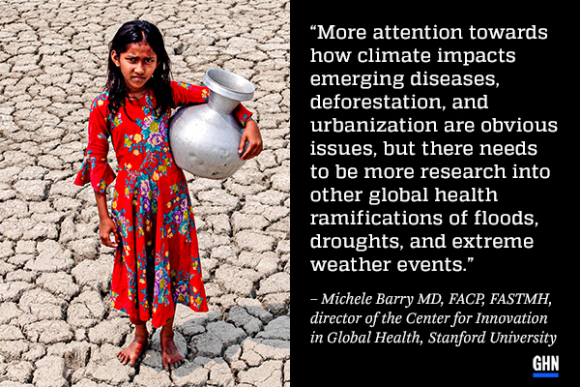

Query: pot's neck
208;90;240;115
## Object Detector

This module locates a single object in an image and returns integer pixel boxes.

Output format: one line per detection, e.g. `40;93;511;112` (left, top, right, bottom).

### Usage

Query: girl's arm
74;94;116;192
74;94;118;248
171;81;210;106
238;117;263;160
94;191;119;248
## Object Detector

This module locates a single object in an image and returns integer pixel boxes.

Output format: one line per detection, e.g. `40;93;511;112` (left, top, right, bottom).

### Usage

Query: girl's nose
135;62;145;74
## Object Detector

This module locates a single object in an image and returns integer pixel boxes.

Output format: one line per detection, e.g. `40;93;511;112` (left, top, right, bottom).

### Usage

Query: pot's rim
203;69;255;102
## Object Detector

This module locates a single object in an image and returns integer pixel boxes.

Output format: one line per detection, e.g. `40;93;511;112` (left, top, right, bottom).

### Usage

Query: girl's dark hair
105;20;173;120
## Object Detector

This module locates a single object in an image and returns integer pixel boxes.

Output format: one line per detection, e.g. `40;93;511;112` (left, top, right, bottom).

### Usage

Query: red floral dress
74;81;251;328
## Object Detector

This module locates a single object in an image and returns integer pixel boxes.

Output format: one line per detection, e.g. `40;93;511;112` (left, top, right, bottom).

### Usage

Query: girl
74;20;262;371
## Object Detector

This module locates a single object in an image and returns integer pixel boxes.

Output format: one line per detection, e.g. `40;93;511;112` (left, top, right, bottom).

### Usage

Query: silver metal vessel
169;69;255;179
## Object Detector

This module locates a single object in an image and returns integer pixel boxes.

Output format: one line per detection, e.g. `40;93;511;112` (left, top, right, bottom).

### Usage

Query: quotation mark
311;25;317;31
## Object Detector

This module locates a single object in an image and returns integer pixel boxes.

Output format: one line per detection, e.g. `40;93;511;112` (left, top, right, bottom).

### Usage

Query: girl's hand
99;217;120;249
239;118;263;160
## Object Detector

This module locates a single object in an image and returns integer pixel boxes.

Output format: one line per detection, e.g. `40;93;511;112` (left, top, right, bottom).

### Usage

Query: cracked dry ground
0;1;290;386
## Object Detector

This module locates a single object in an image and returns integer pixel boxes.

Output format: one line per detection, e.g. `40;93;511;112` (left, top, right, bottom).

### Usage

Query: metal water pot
169;69;255;179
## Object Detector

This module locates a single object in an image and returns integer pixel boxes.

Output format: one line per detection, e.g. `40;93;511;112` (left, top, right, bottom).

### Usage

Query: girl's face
111;41;159;95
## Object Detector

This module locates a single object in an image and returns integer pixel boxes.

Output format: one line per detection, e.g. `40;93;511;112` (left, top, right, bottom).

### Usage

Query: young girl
74;20;262;371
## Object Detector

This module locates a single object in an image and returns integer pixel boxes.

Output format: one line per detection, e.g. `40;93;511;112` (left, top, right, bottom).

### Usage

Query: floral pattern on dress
74;81;251;328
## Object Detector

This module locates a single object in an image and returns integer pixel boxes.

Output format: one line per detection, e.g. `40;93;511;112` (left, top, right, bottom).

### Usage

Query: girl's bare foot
160;329;185;371
118;322;148;366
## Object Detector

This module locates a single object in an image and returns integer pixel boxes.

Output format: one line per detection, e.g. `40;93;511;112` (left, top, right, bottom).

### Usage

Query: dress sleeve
232;103;252;128
171;80;253;127
73;95;116;194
